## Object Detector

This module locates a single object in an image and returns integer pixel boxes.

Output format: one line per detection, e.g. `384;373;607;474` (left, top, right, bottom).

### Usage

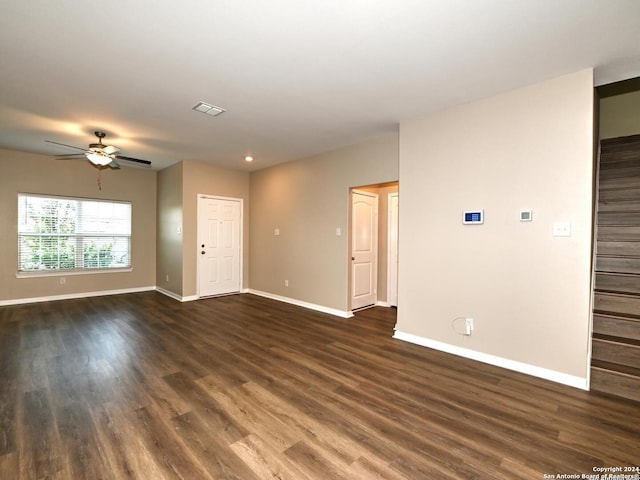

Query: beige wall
397;69;594;379
155;159;250;299
0;148;156;302
156;162;183;295
250;133;399;313
181;160;250;297
599;89;640;139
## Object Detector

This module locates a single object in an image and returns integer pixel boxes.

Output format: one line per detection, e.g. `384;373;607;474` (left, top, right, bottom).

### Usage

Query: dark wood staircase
591;134;640;402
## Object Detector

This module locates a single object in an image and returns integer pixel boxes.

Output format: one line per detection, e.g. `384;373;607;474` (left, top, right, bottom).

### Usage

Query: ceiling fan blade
45;140;86;151
114;155;152;167
48;134;148;169
103;145;120;155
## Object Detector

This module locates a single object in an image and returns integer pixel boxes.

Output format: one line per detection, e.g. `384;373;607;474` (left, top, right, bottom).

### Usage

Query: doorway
349;182;399;313
197;195;242;297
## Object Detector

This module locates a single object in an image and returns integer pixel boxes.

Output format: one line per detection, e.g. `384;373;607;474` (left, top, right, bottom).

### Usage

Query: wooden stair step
595;256;640;275
601;133;640;148
591;337;640;369
593;313;640;341
598;188;640;203
599;176;640;190
592;333;640;347
591;359;640;377
596;241;640;255
597;225;640;241
595;272;640;295
598;200;640;212
599;157;640;170
590;364;640;403
594;292;640;318
597;211;640;226
599;165;640;180
601;134;640;151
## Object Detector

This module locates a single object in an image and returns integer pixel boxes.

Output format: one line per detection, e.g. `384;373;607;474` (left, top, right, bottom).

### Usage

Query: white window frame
17;193;132;277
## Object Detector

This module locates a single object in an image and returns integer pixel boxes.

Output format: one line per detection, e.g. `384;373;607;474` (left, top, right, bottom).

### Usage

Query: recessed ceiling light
244;155;253;162
192;102;225;117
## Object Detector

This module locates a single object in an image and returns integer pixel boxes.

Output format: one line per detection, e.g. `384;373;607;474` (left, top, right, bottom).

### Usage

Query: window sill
16;268;133;279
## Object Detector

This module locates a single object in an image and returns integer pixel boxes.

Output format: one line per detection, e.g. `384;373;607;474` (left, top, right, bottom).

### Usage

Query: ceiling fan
46;131;152;169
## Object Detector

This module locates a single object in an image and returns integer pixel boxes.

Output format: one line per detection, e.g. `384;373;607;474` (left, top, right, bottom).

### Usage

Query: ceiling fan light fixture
192;102;226;117
85;151;112;166
47;131;151;170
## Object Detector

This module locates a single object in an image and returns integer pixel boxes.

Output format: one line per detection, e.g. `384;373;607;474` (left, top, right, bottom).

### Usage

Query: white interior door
351;189;378;310
388;192;399;307
197;195;242;297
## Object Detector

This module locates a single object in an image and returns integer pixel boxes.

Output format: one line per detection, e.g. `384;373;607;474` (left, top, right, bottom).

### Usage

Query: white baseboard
248;289;353;318
2;285;242;306
376;300;391;307
393;330;588;390
156;287;251;303
155;287;182;301
0;286;156;307
155;287;199;302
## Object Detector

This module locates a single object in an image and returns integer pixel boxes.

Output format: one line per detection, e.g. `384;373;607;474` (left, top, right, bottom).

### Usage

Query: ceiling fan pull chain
97;169;102;190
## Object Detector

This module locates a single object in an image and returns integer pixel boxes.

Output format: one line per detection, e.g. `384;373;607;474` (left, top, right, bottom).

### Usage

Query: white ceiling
1;0;639;172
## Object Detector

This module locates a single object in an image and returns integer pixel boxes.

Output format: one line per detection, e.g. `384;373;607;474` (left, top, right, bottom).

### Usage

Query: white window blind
18;193;132;273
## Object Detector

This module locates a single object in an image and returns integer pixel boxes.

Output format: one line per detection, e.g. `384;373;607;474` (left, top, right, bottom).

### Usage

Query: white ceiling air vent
192;102;226;117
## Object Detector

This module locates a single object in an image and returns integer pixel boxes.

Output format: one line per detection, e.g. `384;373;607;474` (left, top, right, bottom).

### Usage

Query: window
18;193;132;273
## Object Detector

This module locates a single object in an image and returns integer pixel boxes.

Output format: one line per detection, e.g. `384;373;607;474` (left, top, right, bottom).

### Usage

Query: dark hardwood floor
0;292;638;479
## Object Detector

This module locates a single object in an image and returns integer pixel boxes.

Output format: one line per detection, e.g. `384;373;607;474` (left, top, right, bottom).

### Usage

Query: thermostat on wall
462;210;484;225
520;209;533;222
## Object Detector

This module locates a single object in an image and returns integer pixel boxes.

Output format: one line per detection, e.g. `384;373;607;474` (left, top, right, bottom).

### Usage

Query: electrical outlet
465;318;474;335
166;274;169;282
552;221;571;237
59;277;66;285
284;279;289;287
